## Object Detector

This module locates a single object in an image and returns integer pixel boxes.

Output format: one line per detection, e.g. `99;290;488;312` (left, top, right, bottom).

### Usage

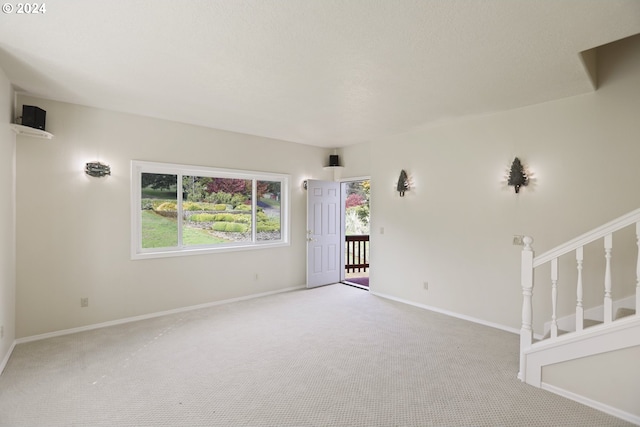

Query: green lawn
183;226;228;245
141;210;227;248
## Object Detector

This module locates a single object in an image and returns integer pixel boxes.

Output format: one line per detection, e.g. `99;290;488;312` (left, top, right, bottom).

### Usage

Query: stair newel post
604;233;613;323
636;222;640;313
550;258;559;339
519;236;534;382
575;246;584;332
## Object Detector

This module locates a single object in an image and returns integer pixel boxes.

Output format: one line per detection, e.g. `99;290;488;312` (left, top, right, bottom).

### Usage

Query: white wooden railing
518;208;640;382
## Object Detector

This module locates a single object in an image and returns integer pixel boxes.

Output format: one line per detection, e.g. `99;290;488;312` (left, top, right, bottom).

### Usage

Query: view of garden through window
140;171;282;250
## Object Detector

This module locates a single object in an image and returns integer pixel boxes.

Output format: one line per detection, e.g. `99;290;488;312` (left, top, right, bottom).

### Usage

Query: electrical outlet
423;281;428;290
512;235;524;246
80;297;89;308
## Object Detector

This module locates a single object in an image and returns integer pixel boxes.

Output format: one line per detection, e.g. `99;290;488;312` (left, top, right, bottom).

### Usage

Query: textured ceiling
1;1;639;147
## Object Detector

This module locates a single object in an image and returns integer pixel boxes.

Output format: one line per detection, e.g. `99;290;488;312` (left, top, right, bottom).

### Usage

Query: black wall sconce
85;161;111;178
508;157;528;193
397;169;409;197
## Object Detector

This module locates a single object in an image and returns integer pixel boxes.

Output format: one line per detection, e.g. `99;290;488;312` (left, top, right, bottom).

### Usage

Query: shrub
218;192;234;205
213;204;227;211
156;202;177;211
257;221;280;232
183;202;204;211
141;199;155;210
212;213;235;222
356;204;370;226
233;214;251;224
231;194;248;207
345;207;369;234
196;202;217;211
206;191;236;205
209;213;251;224
190;213;216;222
212;222;248;233
234;204;251;211
142;199;174;210
152;200;168;209
257;213;280;232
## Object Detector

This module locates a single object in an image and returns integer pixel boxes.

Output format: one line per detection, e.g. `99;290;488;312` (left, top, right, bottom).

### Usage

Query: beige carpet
0;284;633;426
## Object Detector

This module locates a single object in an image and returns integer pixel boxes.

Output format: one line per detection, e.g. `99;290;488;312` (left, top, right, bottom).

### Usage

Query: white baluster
636;222;640;314
519;236;534;382
576;246;584;332
604;233;613;323
550;258;558;339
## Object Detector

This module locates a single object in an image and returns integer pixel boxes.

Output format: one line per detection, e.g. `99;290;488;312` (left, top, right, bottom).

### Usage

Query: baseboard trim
541;382;640;425
370;291;520;335
0;341;16;375
16;285;306;345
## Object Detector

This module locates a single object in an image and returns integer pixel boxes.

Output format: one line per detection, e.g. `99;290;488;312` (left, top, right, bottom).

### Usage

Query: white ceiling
1;1;639;147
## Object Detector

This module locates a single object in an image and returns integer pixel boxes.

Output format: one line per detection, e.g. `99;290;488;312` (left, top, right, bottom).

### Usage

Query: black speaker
329;155;340;167
22;105;46;130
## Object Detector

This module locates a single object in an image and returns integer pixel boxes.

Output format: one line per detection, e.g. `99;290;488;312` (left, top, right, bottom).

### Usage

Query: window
131;161;289;259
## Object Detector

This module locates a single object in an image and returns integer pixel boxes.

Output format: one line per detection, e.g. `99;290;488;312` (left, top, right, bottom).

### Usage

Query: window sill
131;240;290;260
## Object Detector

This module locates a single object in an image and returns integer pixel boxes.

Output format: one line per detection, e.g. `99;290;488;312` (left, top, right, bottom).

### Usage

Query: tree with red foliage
257;181;269;199
206;178;250;195
345;193;364;208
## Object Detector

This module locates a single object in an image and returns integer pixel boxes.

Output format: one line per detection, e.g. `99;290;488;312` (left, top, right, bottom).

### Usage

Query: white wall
16;97;332;338
338;142;371;180
0;67;16;366
366;34;640;334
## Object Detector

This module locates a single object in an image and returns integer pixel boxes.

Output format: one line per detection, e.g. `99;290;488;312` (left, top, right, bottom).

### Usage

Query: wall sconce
85;161;111;178
507;157;528;193
397;169;409;197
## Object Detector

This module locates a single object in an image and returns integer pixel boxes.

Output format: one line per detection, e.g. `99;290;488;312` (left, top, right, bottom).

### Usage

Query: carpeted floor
0;284;633;426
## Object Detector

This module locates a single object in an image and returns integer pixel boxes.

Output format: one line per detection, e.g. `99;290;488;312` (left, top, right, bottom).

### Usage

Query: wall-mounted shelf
10;124;54;140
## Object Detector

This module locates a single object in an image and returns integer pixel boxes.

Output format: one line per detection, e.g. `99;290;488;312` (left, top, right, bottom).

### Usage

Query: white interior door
306;179;341;288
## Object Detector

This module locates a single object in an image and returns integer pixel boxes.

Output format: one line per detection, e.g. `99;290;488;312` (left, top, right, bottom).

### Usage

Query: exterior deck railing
346;235;369;273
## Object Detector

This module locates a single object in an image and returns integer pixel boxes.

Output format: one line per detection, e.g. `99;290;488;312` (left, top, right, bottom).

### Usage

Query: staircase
517;208;640;422
541;300;636;339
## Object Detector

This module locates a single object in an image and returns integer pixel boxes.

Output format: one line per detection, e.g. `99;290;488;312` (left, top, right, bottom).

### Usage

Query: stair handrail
533;207;640;267
519;206;640;383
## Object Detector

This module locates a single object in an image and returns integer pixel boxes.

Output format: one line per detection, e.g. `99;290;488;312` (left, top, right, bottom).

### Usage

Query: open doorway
341;179;370;289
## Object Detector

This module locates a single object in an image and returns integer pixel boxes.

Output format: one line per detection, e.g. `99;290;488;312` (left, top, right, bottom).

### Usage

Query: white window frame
131;160;290;260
